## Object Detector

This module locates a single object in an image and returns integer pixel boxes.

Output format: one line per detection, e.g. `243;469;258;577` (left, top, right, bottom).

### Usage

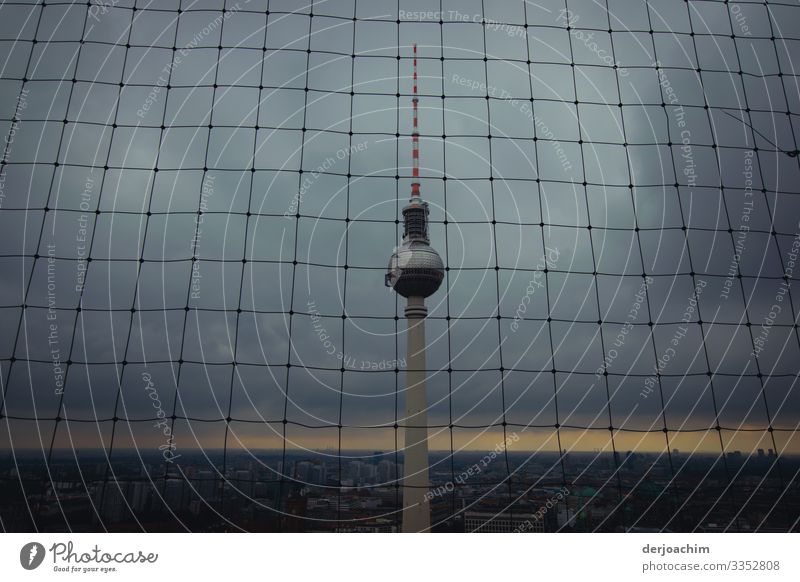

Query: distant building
308;463;324;485
131;481;150;512
377;459;397;483
464;511;545;533
335;518;396;533
294;461;311;482
236;470;253;497
361;463;377;483
196;470;215;500
97;484;126;523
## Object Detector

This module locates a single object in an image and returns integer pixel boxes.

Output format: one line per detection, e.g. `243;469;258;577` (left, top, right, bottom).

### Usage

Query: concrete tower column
402;295;430;532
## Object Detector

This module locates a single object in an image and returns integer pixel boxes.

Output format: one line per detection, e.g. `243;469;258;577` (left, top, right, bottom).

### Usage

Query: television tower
385;44;444;533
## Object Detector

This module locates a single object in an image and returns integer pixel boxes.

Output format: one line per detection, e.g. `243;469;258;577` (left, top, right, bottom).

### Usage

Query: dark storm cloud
0;0;798;453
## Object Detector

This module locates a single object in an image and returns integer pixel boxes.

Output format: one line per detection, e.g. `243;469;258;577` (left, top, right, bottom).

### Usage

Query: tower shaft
402;296;430;532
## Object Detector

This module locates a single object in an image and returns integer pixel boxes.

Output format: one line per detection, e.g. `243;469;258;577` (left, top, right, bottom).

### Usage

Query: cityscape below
2;449;797;532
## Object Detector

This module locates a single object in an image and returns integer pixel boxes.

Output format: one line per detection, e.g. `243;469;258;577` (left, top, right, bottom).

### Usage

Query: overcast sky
0;0;799;457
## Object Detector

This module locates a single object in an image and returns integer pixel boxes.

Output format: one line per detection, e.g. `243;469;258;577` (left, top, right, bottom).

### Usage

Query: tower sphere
386;239;444;298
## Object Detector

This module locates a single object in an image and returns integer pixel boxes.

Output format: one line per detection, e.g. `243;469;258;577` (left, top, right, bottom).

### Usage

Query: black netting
0;0;799;532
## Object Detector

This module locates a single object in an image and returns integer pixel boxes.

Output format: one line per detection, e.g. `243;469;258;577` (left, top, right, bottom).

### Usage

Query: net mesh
0;0;799;532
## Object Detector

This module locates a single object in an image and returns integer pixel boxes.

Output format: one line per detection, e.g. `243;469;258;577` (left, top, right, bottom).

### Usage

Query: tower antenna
411;43;420;198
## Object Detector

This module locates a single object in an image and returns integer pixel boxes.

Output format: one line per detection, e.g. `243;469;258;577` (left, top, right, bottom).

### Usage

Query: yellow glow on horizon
5;418;796;454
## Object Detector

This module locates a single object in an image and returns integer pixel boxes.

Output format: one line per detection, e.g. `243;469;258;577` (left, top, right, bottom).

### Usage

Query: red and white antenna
411;43;420;199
